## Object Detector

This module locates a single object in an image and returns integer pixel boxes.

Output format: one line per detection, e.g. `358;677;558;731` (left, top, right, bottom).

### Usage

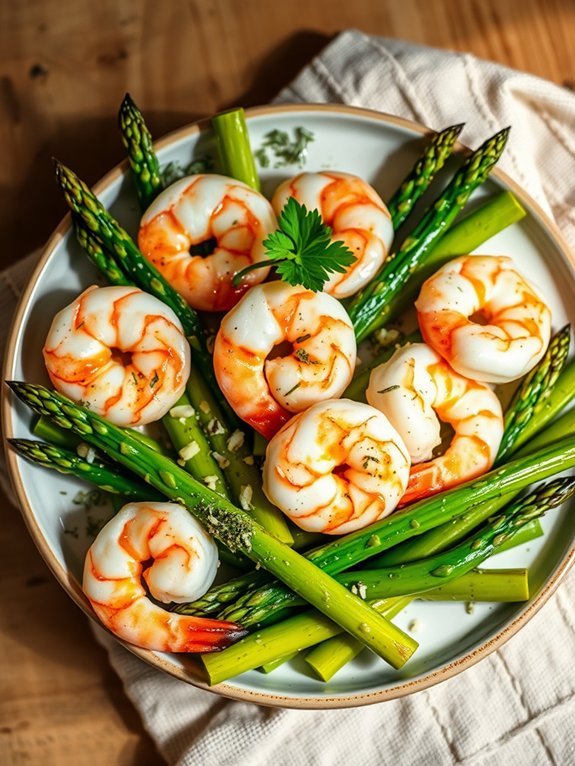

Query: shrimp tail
178;615;248;653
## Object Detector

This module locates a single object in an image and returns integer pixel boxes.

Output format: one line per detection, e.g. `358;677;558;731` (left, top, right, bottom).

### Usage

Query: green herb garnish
255;127;314;168
233;198;356;292
161;155;215;186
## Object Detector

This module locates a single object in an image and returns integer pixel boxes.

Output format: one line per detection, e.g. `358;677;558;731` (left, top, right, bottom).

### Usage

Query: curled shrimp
43;285;190;426
366;343;503;505
83;502;245;652
271;171;393;298
263;399;411;534
138;174;277;312
213;281;357;439
416;255;552;383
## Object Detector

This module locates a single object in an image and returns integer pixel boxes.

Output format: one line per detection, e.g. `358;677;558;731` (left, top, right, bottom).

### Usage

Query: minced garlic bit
374;327;400;348
239;484;253;510
206;334;216;354
169;404;195;419
207;418;225;436
408;619;420;633
212;451;230;470
351;582;367;599
465;602;475;615
199;400;211;414
243;455;255;466
204;475;219;491
355;356;363;368
227;429;245;452
178;441;200;462
76;443;97;464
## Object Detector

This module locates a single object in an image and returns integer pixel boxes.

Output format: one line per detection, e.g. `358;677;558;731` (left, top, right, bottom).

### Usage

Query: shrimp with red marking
138;174;277;312
43;285;190;426
271;171;394;298
263;399;411;535
366;343;503;505
213;281;357;439
416;255;551;383
83;502;245;652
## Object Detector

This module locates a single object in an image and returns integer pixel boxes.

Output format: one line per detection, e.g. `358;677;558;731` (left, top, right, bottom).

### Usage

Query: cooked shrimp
83;502;245;652
416;255;551;383
263;399;410;534
138;174;277;312
213;281;357;439
271;171;393;298
366;343;503;505
43;285;190;427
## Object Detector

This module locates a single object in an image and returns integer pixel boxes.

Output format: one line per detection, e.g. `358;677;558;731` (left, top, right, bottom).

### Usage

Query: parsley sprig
233;198;356;292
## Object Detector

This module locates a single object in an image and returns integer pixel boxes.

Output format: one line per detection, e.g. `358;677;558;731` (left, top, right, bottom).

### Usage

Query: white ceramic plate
3;105;575;709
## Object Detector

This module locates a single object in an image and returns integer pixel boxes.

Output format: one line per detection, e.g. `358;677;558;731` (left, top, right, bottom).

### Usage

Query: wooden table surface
1;1;574;763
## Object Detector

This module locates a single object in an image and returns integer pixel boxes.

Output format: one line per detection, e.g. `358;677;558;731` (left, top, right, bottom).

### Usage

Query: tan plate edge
2;103;574;709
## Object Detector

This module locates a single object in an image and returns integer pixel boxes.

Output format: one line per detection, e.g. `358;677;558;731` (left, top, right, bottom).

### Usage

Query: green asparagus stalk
162;393;229;498
306;567;532;682
387;124;464;230
185;366;293;543
211;109;260;191
118;93;163;210
259;653;298;673
205;436;575;625
496;325;571;463
74;218;132;286
201;596;410;685
369;191;526;332
33;414;172;457
421;568;530;602
348;128;510;342
9;438;161;500
515;407;575;458
9;382;418;669
509;357;575;454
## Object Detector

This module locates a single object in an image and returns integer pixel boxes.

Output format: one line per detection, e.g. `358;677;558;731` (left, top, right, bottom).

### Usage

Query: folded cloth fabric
2;30;575;766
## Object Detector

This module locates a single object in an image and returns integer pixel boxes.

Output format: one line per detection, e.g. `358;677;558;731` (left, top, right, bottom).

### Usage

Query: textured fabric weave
2;31;574;766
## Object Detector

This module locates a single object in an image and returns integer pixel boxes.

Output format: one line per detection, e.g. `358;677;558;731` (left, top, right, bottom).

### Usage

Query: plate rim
2;102;574;709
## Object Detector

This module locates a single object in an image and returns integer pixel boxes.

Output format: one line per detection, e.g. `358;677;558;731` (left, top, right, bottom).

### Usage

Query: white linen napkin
2;30;575;766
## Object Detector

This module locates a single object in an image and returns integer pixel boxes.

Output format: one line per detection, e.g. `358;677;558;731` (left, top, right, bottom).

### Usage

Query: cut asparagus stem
186;367;293;543
421;568;530;602
496;325;571;463
387;124;464;230
9;439;161;500
367;191;526;335
118;93;163;210
162;393;229;498
201;596;410;685
204;438;575;625
348;128;511;342
10;382;417;668
211;108;260;191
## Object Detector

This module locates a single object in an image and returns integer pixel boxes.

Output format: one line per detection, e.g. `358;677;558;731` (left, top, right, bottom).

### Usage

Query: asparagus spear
9;382;418;668
496;325;571;463
181;435;575;621
348;128;510;342
515;407;575;458
211;108;260;191
118;93;163;210
387;124;464;230
368;191;526;332
9;438;160;500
